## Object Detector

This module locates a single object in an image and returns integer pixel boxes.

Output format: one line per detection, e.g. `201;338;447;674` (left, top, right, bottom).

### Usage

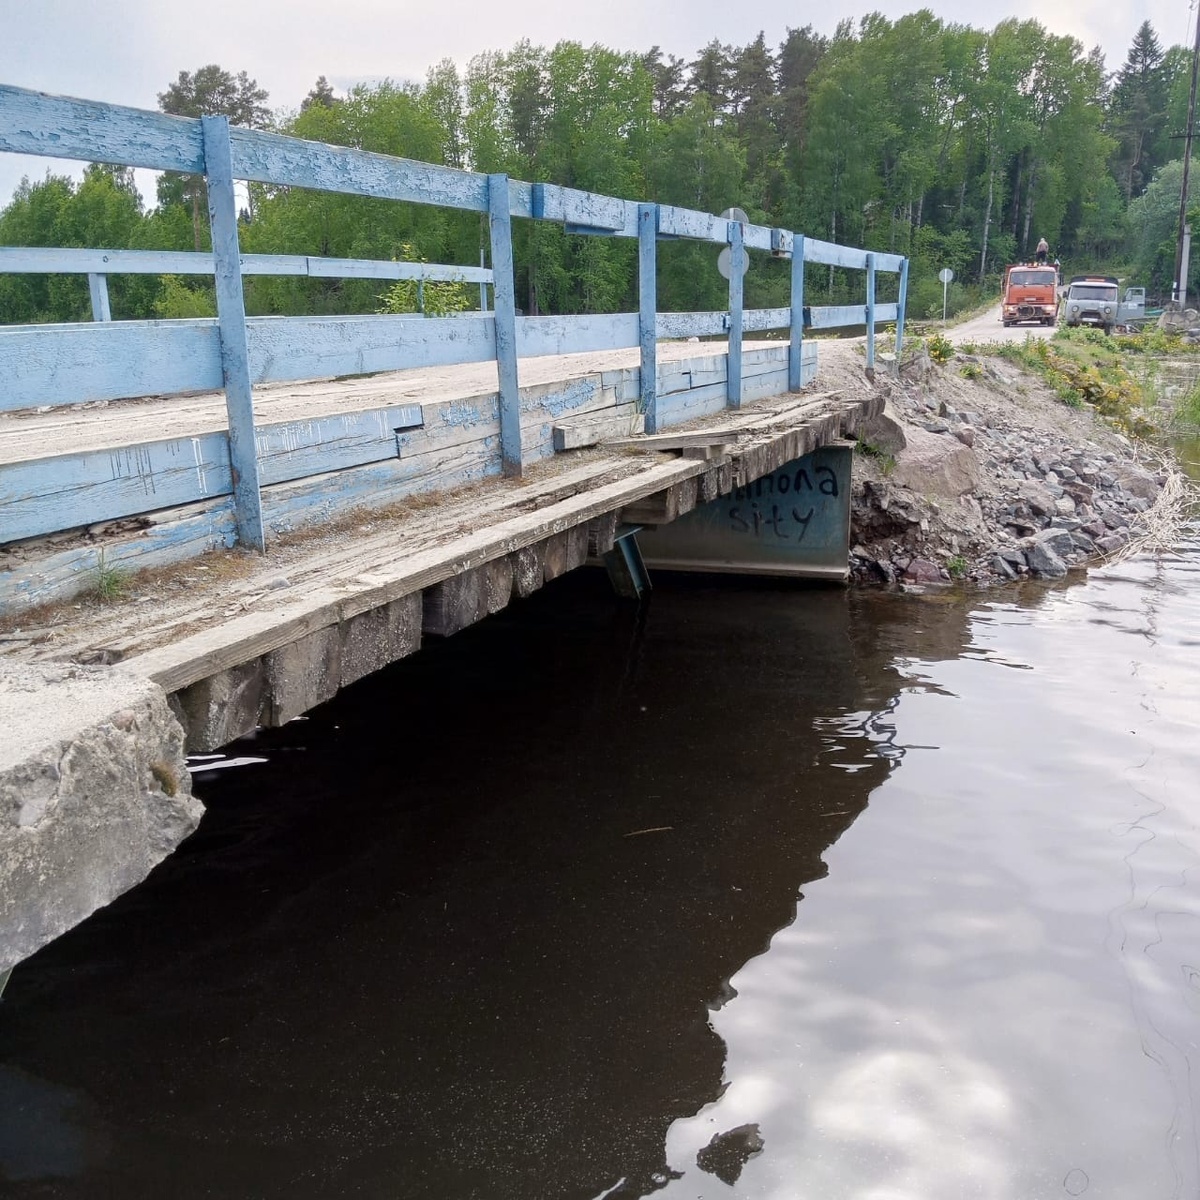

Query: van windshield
1009;270;1056;287
1069;285;1117;300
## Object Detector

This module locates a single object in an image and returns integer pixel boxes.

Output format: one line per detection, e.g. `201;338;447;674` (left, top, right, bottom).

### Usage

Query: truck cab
1063;275;1120;333
1001;263;1058;327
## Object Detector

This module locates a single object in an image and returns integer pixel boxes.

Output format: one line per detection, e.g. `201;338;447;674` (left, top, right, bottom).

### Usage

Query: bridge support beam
604;529;652;600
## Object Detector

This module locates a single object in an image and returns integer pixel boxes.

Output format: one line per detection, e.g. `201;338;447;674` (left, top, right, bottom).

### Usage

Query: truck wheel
1003;320;1013;327
1103;324;1113;336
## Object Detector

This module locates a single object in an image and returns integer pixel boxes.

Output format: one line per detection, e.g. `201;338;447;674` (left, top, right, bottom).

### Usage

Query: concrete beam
0;662;202;974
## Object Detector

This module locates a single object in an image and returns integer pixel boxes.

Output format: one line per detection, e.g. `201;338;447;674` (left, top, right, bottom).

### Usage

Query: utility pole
1173;3;1200;303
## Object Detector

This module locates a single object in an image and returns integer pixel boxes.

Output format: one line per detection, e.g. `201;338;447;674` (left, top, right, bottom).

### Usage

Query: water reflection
0;575;937;1199
2;541;1197;1198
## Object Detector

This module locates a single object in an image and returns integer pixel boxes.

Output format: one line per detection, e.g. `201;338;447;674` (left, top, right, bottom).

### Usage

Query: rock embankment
827;344;1177;587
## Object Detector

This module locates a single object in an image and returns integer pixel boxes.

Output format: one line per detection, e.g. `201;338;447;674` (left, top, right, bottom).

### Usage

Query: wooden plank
228;125;490;212
0;84;204;172
553;408;644;451
516;314;638;358
741;223;773;253
743;307;791;332
656;205;726;243
513;542;546;598
0;320;222;411
790;236;806;391
587;511;619;557
87;274;111;322
202;115;264;552
532;183;635;234
489;173;523;477
423;565;487;636
656;311;727;339
247;313;498;384
802;238;904;272
896;259;910;358
638;203;658;434
129;456;709;694
728;221;744;409
808;304;869;329
0;246;493;284
302;256;492;284
605;430;742;451
0;402;428;544
866;253;877;370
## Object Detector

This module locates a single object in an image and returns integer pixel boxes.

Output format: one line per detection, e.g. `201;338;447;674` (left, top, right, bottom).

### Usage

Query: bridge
0;83;907;974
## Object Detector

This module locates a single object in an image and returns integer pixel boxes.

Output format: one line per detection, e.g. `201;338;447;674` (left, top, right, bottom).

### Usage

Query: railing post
87;273;111;322
865;252;876;372
638;203;658;434
488;173;522;477
789;234;805;391
479;247;488;312
895;256;909;363
727;219;744;409
201;115;265;552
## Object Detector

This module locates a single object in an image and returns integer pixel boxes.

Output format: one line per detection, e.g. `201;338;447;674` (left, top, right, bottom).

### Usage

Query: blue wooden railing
0;84;908;553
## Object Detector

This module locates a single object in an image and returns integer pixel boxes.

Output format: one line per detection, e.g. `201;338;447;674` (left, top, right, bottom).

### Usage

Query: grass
966;330;1157;438
91;550;130;603
856;438;897;476
946;554;968;579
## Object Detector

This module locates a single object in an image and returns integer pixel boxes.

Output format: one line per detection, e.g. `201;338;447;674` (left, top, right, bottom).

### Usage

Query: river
1;510;1198;1198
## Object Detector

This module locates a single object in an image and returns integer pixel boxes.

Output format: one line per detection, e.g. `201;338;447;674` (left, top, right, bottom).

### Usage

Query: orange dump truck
1001;263;1059;327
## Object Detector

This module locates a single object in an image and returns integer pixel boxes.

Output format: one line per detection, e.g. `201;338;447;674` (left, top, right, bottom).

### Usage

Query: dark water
1;531;1199;1199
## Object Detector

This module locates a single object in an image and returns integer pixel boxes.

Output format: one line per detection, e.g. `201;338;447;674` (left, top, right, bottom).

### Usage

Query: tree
301;76;337;113
157;65;272;249
1108;22;1169;199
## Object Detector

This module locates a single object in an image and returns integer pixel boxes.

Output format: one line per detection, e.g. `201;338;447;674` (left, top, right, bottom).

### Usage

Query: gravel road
947;301;1057;345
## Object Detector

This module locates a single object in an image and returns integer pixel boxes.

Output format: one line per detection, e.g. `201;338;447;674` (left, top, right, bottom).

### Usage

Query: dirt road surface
948;302;1057;345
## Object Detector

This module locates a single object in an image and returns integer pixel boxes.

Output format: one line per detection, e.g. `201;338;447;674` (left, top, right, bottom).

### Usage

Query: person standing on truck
1035;237;1049;264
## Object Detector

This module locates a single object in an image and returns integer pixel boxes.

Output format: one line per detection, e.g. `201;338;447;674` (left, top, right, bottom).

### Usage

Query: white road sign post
939;267;954;322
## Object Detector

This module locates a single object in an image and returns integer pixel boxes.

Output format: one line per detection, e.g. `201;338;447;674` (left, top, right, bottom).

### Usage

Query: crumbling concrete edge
0;661;203;974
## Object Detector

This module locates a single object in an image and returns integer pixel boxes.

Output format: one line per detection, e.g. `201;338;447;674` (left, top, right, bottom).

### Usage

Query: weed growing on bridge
90;551;130;603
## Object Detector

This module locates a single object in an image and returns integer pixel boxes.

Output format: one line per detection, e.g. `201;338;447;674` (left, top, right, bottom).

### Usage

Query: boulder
858;398;908;455
1026;540;1068;579
890;426;980;499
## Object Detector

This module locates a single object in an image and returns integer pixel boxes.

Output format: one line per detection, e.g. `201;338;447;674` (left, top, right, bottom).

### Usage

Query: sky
1;0;1196;208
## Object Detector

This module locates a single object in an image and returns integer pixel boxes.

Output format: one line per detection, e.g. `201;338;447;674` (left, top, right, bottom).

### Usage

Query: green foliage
960;361;982;379
986;331;1156;435
376;246;473;317
946;555;968;578
154;276;217;319
1176;381;1200;428
925;332;954;364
